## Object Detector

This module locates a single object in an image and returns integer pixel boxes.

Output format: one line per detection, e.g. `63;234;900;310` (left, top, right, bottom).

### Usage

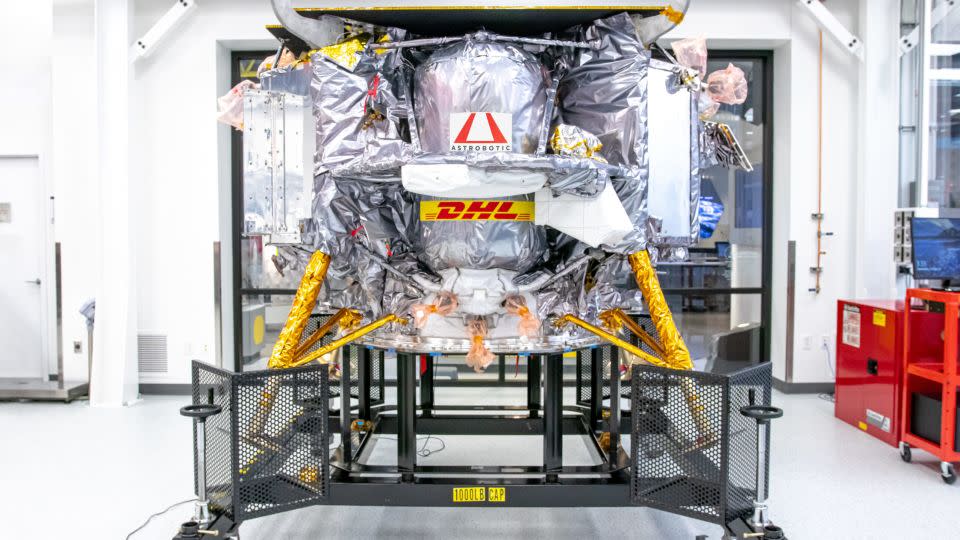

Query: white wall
52;0;98;382
129;0;277;383
40;0;898;386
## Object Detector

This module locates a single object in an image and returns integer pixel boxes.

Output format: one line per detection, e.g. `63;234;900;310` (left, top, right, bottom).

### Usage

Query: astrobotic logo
420;200;534;222
449;112;512;152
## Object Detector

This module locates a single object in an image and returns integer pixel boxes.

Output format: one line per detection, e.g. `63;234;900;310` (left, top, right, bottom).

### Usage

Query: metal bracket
797;0;864;61
129;0;198;62
900;0;958;56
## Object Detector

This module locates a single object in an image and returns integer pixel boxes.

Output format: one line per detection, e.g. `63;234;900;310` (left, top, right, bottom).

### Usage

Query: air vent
138;334;168;373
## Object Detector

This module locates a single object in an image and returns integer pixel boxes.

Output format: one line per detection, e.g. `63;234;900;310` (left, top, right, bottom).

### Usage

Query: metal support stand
357;346;371;421
398;352;417;481
741;405;783;530
340;348;353;462
179;403;223;526
527;355;541;418
420;354;434;418
590;347;603;431
543;354;564;480
607;348;621;463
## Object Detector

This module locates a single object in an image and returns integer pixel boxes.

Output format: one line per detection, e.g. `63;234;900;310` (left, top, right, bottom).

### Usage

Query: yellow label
420;200;534;222
488;487;506;502
253;315;265;345
873;311;886;327
858;421;868;431
452;487;486;502
239;59;259;79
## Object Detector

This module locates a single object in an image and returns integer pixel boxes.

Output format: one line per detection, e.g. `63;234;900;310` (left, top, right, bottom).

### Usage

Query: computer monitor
911;217;960;281
715;241;731;259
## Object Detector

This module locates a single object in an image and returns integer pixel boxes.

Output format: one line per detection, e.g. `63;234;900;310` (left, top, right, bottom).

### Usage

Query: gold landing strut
292;307;363;361
553;314;672;369
599;307;668;360
286;314;408;369
627;250;693;370
267;251;332;369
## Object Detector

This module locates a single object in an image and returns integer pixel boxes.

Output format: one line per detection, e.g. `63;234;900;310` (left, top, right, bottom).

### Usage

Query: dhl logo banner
420;200;534;222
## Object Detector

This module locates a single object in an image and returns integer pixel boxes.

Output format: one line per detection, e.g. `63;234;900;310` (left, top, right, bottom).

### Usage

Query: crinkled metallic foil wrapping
554;13;649;253
256;12;701;348
556;13;650;170
418;193;546;274
627;250;692;370
267;250;331;369
549;124;606;162
413;38;549;154
310;27;411;176
309;174;422;319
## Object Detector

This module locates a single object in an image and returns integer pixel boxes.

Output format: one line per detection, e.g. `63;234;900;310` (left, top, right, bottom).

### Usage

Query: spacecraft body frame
243;7;721;366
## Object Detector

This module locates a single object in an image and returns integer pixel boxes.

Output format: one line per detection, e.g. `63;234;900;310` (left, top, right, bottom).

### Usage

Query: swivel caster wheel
899;442;911;463
941;462;956;485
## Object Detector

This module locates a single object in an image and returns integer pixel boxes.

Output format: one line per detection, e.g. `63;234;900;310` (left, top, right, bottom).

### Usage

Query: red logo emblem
449;112;512;152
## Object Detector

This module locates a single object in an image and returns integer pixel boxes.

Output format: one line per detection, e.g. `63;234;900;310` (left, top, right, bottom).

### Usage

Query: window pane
239;238;301;290
664;293;763;369
933;0;960;44
238;293;296;371
695;57;765;288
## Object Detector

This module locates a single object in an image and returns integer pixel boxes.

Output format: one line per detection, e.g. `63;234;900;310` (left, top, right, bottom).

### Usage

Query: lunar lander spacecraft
177;3;785;540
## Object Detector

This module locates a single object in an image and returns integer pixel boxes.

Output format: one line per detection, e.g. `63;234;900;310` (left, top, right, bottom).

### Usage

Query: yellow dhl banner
420;200;534;222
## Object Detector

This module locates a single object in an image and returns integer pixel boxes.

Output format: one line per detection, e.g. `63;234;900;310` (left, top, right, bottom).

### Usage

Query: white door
0;157;45;378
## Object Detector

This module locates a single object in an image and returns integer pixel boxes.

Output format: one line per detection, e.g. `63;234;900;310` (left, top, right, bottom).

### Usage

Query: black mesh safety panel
601;347;613;399
630;362;772;525
725;363;773;520
577;348;592;405
192;363;234;516
192;361;329;522
370;348;385;404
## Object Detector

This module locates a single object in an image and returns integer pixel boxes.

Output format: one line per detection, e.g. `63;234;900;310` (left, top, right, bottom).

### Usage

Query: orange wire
816;29;824;294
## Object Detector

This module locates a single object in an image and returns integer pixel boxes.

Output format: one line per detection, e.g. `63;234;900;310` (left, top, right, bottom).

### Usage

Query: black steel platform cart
173;345;784;540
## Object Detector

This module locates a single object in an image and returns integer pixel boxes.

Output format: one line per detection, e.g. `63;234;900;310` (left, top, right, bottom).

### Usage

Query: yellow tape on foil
268;251;331;369
315;33;391;70
317;35;368;70
660;6;685;25
627;250;692;370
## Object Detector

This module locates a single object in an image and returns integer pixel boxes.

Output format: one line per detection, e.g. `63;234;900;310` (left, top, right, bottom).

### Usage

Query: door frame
228;49;277;372
707;49;775;364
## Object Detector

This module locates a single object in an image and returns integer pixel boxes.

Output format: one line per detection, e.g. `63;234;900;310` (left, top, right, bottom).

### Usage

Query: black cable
379;435;446;458
125;498;197;540
819;341;836;403
417;435;446;458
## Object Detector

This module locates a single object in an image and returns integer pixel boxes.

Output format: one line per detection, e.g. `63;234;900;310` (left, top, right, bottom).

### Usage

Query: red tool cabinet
835;300;905;447
900;289;960;480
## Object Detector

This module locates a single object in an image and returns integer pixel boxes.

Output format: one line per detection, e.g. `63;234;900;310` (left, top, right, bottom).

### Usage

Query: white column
854;0;900;299
91;0;138;406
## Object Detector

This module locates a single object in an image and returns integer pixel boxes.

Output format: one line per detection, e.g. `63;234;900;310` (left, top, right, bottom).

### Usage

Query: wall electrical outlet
801;335;813;350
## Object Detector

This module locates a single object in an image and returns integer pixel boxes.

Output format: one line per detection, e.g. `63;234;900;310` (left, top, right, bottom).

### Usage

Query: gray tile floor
1;388;957;539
